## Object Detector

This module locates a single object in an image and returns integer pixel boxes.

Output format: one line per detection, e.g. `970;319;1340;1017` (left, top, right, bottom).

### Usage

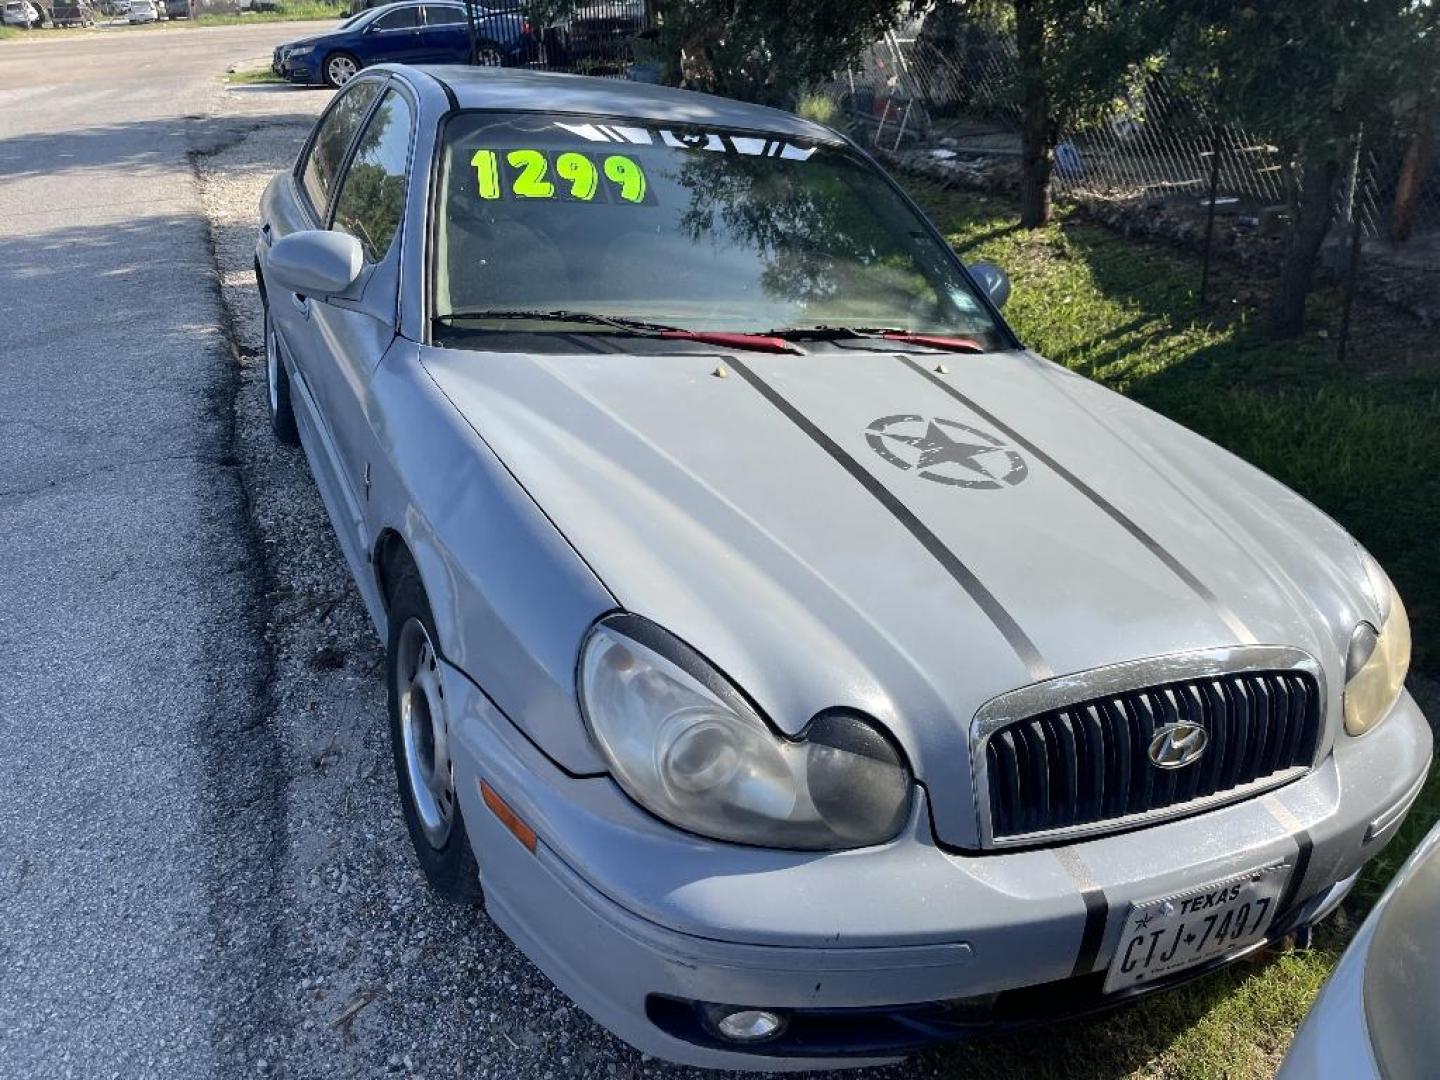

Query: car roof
411;67;840;142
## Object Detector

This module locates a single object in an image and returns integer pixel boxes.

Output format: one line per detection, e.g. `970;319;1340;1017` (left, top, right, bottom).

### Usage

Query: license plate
1103;862;1291;992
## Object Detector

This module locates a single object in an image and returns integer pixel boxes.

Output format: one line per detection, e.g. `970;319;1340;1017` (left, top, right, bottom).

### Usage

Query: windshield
432;112;1007;349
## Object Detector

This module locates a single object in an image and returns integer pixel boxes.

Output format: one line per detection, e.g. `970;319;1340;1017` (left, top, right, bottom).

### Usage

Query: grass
0;24;21;39
223;66;287;84
900;180;1440;1080
193;1;343;26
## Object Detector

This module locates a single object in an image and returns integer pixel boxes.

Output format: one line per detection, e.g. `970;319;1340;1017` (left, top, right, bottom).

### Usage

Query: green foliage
645;0;903;107
1168;0;1428;158
940;0;1167;135
795;91;838;126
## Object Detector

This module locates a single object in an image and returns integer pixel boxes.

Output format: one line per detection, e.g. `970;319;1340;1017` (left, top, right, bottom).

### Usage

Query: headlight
1343;550;1411;736
288;45;313;58
578;615;913;849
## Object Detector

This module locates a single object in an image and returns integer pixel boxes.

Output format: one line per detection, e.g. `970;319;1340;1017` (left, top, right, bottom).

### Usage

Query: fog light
711;1007;786;1043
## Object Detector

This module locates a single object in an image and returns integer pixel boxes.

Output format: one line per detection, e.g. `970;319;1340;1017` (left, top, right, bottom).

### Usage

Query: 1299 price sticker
469;148;651;205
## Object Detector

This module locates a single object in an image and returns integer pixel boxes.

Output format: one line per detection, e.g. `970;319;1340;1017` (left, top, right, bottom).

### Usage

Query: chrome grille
983;669;1321;843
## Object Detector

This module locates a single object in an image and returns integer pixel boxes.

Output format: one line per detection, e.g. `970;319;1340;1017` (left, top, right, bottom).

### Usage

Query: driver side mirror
268;230;364;298
968;261;1012;310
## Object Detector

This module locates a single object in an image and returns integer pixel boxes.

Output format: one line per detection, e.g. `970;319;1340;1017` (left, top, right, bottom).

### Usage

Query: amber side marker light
480;779;537;853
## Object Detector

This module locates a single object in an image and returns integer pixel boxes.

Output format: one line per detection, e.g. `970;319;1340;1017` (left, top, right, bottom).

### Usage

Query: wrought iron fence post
1337;126;1366;365
464;0;478;66
1199;123;1222;308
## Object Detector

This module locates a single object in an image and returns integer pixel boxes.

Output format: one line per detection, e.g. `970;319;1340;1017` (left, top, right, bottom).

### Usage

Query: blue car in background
273;1;532;88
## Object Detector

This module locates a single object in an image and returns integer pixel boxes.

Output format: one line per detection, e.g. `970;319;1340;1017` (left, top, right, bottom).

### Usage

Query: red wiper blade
878;332;985;353
659;329;804;355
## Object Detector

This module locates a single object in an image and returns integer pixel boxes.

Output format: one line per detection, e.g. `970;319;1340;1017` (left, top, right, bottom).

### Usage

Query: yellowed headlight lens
1343;589;1411;736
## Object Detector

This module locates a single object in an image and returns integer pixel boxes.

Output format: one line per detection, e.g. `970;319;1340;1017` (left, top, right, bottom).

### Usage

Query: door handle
291;292;311;318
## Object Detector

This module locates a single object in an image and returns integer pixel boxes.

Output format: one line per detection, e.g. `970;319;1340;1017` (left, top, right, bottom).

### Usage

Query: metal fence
834;15;1440;321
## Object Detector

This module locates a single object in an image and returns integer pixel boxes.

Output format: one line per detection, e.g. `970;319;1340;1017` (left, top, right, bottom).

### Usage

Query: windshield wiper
767;325;985;354
437;309;681;335
439;309;803;354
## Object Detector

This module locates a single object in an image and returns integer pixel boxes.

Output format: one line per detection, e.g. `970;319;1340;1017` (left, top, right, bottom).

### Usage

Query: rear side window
423;5;465;24
372;5;419;29
331;88;415;263
299;79;383;218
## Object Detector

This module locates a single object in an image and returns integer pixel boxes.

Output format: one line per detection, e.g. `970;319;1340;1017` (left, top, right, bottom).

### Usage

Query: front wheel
386;568;483;904
474;41;505;66
323;50;360;88
264;303;299;446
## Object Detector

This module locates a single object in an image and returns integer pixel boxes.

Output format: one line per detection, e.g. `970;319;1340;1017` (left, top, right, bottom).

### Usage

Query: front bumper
444;659;1431;1070
274;53;319;83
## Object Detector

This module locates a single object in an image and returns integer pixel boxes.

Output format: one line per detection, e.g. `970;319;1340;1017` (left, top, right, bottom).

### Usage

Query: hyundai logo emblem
1147;722;1209;769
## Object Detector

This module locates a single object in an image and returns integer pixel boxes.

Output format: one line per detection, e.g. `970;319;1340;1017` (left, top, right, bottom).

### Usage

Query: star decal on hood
866;414;1028;489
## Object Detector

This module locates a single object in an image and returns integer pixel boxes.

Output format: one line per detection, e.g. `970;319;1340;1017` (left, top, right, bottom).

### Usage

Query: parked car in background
1281;814;1440;1080
2;0;43;27
160;0;188;18
126;0;156;21
253;66;1431;1070
51;0;96;25
548;0;644;67
272;2;531;88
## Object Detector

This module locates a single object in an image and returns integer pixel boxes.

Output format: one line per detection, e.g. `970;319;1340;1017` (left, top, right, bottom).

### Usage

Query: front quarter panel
367;339;615;774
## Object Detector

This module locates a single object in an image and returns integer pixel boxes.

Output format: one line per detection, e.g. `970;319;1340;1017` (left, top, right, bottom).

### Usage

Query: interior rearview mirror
268;230;364;299
968;261;1012;310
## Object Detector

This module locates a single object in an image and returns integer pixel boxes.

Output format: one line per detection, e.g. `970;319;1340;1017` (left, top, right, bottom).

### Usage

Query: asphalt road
0;21;332;1079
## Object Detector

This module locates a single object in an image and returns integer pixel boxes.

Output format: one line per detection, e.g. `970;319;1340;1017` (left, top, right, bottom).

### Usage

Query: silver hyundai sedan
254;65;1432;1070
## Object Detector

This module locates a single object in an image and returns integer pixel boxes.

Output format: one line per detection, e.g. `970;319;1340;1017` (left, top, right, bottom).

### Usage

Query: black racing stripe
895;355;1258;646
726;358;1054;681
1275;829;1314;921
1072;886;1109;978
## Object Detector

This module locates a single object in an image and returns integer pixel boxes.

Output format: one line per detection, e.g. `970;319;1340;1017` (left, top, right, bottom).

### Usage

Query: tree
1169;1;1422;338
1389;4;1440;242
642;0;903;108
939;1;1165;227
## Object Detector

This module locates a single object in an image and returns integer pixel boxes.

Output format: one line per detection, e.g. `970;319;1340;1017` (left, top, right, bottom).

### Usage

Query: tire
386;566;483;904
474;42;504;67
263;302;300;446
323;50;360;88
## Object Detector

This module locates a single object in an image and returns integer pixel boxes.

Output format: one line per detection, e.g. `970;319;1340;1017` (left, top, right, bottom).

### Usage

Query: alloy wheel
327;54;358;86
265;310;279;417
396;617;455;849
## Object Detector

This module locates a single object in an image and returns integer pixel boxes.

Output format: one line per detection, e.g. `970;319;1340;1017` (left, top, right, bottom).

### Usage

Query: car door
416;4;470;62
267;77;384;537
301;85;417;560
356;3;427;65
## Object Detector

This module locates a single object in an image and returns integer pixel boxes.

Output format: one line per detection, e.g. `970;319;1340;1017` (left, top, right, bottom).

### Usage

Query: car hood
420;344;1374;846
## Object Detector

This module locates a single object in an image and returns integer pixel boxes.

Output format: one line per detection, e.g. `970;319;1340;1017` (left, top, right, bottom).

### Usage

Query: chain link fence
834;14;1440;325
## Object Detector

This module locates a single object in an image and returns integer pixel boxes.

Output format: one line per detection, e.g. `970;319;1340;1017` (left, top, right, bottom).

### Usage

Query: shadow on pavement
0;111;319;180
